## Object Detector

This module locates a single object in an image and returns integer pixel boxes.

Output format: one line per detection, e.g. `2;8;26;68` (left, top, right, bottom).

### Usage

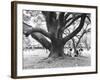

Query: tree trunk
72;38;78;57
48;39;65;58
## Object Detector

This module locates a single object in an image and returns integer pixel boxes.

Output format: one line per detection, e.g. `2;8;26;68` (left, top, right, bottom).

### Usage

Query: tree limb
76;28;91;47
65;17;73;26
62;14;87;45
62;15;82;31
86;15;91;23
57;12;65;38
64;13;72;20
31;32;51;50
42;11;58;36
23;22;52;39
75;31;85;47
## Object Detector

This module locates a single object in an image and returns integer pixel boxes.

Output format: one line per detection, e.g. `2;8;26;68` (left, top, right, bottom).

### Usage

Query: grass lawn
23;49;91;69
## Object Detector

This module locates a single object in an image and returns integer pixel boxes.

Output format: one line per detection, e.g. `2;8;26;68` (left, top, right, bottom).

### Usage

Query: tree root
38;56;66;64
38;57;55;63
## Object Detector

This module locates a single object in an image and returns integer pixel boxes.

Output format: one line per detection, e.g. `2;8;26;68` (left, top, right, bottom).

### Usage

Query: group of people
67;48;84;57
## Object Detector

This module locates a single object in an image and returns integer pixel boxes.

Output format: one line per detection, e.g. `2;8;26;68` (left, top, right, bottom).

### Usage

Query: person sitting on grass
69;48;75;57
78;48;83;56
74;50;79;57
66;48;72;57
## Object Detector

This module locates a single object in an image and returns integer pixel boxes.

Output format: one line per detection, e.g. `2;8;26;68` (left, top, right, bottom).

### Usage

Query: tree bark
72;38;78;56
48;39;65;58
31;33;51;50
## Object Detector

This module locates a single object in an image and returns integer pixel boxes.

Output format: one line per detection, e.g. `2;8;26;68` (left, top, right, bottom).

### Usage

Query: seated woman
66;48;72;57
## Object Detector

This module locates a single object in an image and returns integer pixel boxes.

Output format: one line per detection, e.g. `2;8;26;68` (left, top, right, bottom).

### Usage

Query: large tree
23;11;88;59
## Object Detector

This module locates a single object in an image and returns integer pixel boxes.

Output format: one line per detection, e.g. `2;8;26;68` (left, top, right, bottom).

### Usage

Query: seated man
78;48;83;56
69;48;75;57
74;50;79;57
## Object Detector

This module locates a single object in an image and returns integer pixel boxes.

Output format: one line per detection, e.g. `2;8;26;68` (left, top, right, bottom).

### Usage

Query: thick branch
75;28;91;47
76;31;85;47
65;17;73;26
86;15;91;23
59;12;65;27
42;11;49;19
72;38;77;54
31;32;51;50
62;14;87;45
64;13;72;20
57;13;72;34
62;15;82;31
23;22;52;39
42;11;59;38
57;12;65;38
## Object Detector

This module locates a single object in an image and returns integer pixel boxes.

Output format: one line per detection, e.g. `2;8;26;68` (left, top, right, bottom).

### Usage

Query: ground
23;49;91;69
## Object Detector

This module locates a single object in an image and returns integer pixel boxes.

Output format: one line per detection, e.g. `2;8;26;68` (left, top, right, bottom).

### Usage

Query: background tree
23;11;88;59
